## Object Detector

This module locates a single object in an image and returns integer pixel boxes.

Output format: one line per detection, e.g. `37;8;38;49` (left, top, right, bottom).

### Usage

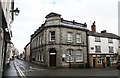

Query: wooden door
49;48;56;66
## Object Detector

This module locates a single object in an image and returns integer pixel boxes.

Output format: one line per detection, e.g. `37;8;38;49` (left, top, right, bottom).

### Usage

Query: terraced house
30;12;89;68
0;0;17;77
88;22;120;68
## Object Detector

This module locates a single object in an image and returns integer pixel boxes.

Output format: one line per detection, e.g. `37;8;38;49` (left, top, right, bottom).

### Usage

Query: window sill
66;61;74;63
95;51;101;53
49;41;56;43
76;61;83;63
95;41;101;42
76;42;81;44
67;41;73;43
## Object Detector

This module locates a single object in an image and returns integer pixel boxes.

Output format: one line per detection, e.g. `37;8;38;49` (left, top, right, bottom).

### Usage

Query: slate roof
88;31;120;40
45;12;61;18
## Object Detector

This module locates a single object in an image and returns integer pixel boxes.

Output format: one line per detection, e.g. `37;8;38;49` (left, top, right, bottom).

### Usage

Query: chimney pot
101;30;107;33
91;21;96;32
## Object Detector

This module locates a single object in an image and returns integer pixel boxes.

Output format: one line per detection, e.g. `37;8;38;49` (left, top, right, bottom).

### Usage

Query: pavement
2;59;120;78
2;60;19;78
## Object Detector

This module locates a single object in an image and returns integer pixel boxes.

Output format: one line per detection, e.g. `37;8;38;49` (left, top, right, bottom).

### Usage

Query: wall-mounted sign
91;47;94;50
50;53;56;55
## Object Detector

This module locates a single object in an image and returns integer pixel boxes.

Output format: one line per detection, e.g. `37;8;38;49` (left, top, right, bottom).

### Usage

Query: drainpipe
69;50;71;68
30;38;32;63
86;30;90;68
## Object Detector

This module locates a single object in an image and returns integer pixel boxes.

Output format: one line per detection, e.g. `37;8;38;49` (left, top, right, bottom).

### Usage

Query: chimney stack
91;21;96;32
101;30;107;33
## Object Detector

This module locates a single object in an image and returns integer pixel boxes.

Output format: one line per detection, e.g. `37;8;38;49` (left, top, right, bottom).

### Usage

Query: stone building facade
30;12;89;68
24;42;30;62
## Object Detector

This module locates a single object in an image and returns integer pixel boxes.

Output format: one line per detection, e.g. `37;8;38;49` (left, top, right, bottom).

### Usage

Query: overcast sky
11;0;119;53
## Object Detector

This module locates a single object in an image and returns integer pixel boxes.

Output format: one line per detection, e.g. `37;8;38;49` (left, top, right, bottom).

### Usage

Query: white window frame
36;37;39;47
76;49;83;62
41;52;44;62
50;31;55;41
67;32;73;42
108;38;113;43
39;36;41;45
95;37;101;42
38;51;41;61
76;34;81;43
36;51;39;61
109;46;114;53
66;49;74;62
95;46;101;53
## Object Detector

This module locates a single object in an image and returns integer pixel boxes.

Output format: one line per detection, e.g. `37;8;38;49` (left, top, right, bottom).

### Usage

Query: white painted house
88;22;120;68
118;1;120;36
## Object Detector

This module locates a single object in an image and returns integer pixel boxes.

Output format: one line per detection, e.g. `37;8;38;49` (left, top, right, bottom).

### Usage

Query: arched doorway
49;48;56;66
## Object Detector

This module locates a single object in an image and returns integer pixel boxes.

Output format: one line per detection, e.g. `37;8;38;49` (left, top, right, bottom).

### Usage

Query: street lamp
69;50;71;68
10;7;20;21
10;7;20;16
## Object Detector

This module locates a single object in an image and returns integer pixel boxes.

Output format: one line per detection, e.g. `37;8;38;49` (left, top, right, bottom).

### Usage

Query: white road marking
27;66;45;72
20;65;28;71
14;61;26;78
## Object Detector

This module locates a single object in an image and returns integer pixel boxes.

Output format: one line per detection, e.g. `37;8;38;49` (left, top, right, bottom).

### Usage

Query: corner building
30;12;89;68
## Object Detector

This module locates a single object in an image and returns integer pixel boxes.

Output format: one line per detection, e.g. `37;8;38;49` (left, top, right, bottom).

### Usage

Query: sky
11;0;119;53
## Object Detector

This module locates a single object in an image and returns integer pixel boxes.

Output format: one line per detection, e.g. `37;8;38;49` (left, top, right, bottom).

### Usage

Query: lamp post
10;7;20;20
10;7;20;16
69;50;71;68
